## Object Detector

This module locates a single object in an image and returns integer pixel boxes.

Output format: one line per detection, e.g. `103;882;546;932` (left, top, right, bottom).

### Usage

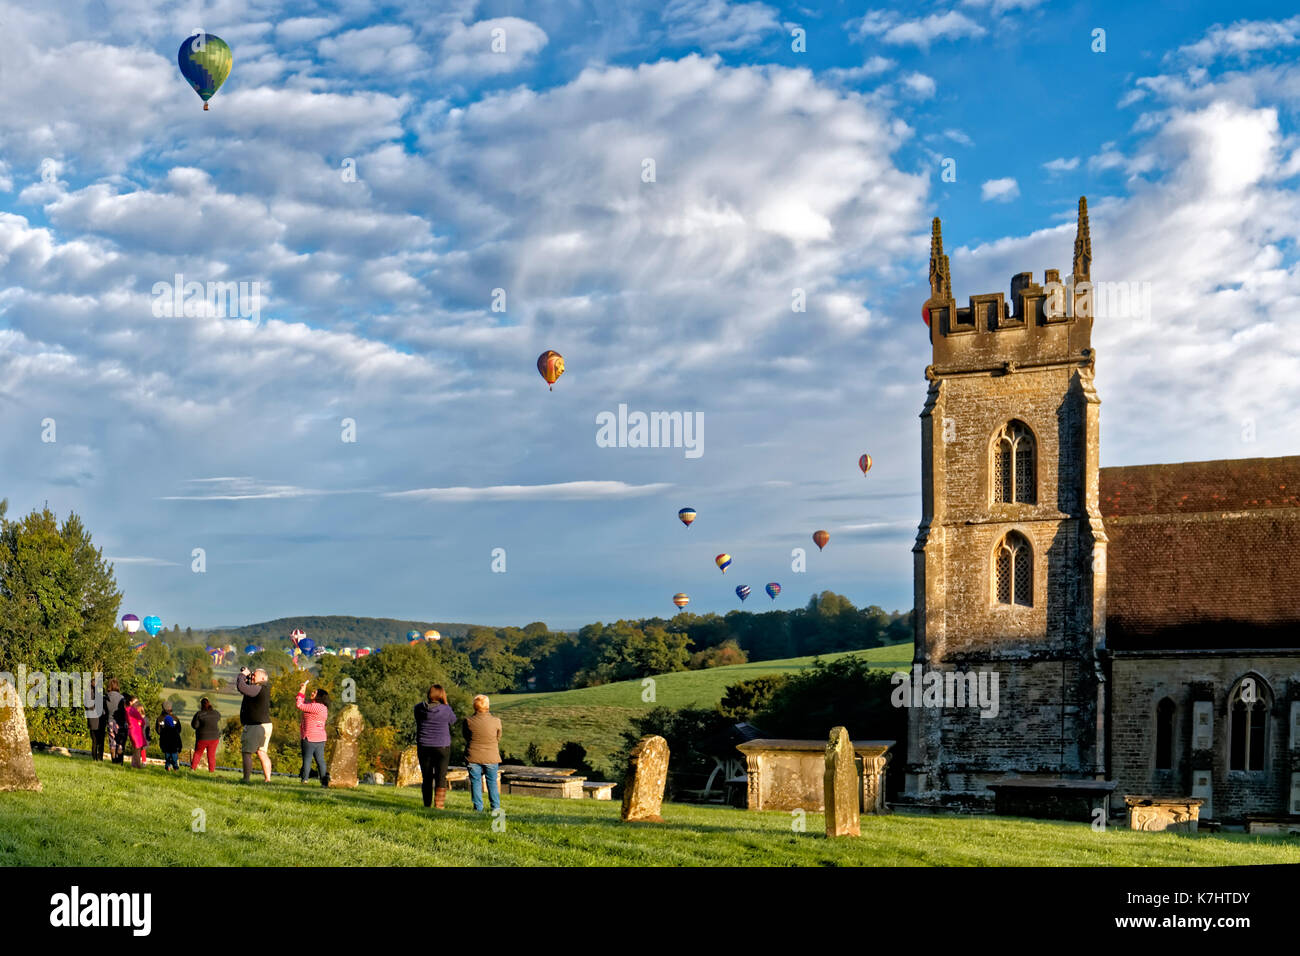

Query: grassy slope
490;644;914;773
6;755;1297;867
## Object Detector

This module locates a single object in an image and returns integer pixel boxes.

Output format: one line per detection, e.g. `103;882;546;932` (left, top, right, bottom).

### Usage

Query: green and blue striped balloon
178;33;232;110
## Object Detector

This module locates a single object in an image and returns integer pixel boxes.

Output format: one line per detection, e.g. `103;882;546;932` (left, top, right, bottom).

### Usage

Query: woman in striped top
296;682;331;787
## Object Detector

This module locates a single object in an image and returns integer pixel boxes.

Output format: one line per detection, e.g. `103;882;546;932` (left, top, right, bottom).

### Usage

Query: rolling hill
490;641;915;775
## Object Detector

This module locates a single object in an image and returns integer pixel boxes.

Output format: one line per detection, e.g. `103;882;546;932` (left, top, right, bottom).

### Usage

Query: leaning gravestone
621;734;669;823
824;726;859;837
396;746;421;788
329;705;364;789
0;679;41;792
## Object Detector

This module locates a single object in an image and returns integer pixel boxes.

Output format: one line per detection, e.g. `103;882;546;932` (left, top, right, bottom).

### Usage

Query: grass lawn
491;643;914;773
4;754;1298;867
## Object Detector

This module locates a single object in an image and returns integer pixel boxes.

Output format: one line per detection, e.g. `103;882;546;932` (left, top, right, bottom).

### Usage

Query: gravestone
0;680;41;792
621;734;669;823
396;746;421;788
823;726;859;837
329;705;364;789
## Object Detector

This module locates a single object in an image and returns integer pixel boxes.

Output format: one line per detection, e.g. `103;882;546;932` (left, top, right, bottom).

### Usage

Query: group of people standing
86;670;506;813
85;677;216;771
414;686;504;813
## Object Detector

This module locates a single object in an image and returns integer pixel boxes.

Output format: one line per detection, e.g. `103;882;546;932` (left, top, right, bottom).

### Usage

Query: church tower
905;198;1109;806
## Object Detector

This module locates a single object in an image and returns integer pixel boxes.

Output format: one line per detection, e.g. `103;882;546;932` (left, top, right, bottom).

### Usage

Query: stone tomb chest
736;738;893;813
1124;795;1204;834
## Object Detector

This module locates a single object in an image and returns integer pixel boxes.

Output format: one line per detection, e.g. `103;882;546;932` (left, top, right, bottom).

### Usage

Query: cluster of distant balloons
666;453;871;610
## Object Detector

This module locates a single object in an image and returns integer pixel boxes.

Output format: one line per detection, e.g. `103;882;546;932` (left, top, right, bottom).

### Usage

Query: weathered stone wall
908;658;1101;804
1110;654;1299;820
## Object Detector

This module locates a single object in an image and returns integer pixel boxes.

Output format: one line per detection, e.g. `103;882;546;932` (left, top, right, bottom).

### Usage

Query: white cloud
901;72;936;99
662;0;782;50
1177;15;1300;62
1043;156;1080;173
980;177;1019;201
848;10;986;49
438;17;548;76
386;481;673;502
317;25;425;75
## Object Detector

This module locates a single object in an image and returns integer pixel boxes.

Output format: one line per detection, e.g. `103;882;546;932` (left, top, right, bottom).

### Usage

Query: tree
717;673;789;721
135;637;174;685
0;502;130;744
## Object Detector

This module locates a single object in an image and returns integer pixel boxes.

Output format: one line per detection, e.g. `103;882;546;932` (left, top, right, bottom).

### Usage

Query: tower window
1155;698;1175;770
1229;681;1267;771
992;421;1036;505
994;531;1032;607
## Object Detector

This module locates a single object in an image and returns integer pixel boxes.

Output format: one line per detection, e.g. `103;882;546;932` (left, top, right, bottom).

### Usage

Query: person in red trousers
190;697;222;772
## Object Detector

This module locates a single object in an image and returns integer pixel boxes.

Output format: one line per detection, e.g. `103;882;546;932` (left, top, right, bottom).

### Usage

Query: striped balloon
735;585;750;602
672;593;690;609
858;454;873;476
678;508;697;527
715;553;732;573
765;582;781;600
177;34;233;110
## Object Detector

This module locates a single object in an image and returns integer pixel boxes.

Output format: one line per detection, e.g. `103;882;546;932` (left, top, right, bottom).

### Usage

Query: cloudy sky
0;1;1297;632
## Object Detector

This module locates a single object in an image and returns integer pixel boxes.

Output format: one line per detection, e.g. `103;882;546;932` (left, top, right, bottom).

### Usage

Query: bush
717;673;789;721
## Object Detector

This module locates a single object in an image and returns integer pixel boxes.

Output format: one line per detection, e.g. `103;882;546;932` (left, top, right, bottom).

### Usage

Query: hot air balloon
339;647;355;659
922;305;930;327
715;553;732;573
311;646;325;657
143;615;163;637
424;630;441;642
813;530;829;551
858;454;873;476
131;641;148;654
735;584;751;602
121;614;141;634
244;644;260;655
766;582;781;600
672;593;690;609
290;628;306;645
406;630;421;641
677;508;697;527
223;644;236;654
537;350;565;390
298;638;316;657
356;647;372;658
177;33;232;110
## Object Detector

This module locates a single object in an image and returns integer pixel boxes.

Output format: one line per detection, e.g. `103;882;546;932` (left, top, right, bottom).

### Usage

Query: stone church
903;198;1300;823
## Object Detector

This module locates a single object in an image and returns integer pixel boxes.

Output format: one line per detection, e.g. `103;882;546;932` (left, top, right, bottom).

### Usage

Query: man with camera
236;666;274;783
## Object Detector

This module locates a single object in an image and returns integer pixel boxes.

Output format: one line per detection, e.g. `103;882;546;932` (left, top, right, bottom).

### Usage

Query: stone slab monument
329;705;364;789
0;680;41;792
824;727;860;837
396;746;421;788
621;734;669;822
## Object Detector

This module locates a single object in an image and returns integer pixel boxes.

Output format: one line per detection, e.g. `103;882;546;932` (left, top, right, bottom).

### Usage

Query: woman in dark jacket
105;678;126;764
190;698;222;772
86;677;107;761
413;685;457;809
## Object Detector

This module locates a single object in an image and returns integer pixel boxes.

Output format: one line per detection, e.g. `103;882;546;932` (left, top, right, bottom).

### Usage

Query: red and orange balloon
537;350;565;391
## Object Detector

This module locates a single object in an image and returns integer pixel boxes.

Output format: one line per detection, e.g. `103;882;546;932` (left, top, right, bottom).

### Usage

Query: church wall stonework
1110;655;1299;821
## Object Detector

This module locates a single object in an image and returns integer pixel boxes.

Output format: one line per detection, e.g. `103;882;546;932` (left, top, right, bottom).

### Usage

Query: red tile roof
1100;457;1300;650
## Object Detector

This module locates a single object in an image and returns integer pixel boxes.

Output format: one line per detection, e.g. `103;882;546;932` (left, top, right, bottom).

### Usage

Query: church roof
1100;456;1300;651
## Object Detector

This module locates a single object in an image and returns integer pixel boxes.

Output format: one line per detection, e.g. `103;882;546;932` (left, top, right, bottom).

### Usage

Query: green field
490;644;914;773
6;754;1297;867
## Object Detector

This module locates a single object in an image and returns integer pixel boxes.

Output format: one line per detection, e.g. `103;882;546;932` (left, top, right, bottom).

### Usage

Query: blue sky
0;1;1297;631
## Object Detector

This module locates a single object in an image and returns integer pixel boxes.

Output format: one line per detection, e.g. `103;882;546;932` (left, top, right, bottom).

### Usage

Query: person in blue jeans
462;694;503;812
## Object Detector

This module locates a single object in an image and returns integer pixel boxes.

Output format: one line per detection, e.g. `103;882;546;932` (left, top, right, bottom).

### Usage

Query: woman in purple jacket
414;685;457;809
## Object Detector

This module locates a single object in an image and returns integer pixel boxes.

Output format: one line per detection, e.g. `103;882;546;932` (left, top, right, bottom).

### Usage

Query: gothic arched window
1229;679;1268;772
992;421;1036;505
1155;698;1175;770
993;531;1032;607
